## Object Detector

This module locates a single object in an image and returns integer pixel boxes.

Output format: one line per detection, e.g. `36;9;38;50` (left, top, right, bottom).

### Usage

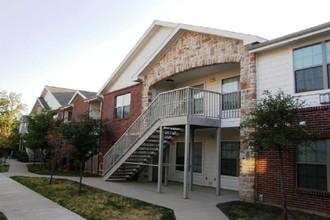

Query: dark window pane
176;143;184;171
221;142;239;176
221;159;237;176
295;66;323;93
192;143;202;173
123;105;130;118
176;142;202;173
297;164;327;191
115;107;122;119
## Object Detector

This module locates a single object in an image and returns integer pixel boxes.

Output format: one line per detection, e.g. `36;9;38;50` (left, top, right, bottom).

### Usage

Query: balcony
103;87;240;180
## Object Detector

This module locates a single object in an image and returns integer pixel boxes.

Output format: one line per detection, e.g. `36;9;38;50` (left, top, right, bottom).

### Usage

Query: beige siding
175;69;240;93
168;128;240;191
256;34;330;107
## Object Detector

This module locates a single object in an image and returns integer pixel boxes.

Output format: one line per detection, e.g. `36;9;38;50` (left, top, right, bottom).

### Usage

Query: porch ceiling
153;63;240;87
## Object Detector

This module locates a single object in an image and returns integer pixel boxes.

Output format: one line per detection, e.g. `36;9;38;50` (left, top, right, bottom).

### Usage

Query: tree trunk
78;160;84;196
3;151;6;165
278;146;288;220
33;148;36;166
49;161;54;185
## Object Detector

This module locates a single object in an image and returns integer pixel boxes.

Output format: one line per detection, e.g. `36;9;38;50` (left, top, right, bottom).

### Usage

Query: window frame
221;141;240;177
296;139;330;192
221;77;241;111
175;142;203;173
293;41;330;93
114;93;131;119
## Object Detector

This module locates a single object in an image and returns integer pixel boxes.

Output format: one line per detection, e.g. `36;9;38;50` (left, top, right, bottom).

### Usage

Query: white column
216;127;222;196
158;126;164;193
183;124;190;199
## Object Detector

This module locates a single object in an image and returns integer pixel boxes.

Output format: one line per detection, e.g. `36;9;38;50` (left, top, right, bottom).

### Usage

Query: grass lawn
27;164;99;177
11;176;175;220
0;165;9;173
0;212;7;220
217;201;329;220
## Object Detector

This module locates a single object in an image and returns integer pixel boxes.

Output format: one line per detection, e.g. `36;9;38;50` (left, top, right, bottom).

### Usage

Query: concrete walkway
0;161;84;220
3;159;238;220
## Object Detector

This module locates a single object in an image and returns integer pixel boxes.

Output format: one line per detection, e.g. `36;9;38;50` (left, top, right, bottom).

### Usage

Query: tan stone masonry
141;30;257;202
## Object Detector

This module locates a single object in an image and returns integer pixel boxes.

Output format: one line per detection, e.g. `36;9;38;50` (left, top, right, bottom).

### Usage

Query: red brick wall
100;83;142;157
72;95;89;121
256;105;330;216
57;109;64;121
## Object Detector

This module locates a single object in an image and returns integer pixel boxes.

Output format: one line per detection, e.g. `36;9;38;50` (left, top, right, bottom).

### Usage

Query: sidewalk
3;159;237;220
0;176;84;220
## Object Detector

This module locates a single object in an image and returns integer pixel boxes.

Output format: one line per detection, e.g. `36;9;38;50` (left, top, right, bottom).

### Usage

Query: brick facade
256;105;330;216
100;83;142;157
71;95;89;121
141;30;257;201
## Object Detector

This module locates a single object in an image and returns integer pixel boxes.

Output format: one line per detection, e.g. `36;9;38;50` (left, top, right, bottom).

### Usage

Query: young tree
0;90;26;164
242;90;311;219
24;111;54;165
46;120;72;185
61;114;101;195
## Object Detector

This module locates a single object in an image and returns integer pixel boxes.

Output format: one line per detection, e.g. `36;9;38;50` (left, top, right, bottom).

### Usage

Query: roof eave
249;24;330;53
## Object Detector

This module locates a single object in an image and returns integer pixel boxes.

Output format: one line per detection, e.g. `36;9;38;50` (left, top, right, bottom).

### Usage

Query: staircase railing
102;87;237;177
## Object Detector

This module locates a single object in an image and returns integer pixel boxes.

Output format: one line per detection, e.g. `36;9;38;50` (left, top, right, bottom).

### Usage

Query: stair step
103;123;185;181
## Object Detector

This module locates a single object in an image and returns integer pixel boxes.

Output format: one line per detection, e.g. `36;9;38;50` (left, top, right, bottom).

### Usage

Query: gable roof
249;21;330;53
43;85;76;106
37;97;49;109
98;20;266;95
68;90;97;105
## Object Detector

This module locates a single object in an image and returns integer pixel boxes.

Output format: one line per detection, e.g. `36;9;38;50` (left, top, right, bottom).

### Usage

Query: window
115;93;131;119
192;84;204;114
222;77;241;110
221;142;240;176
67;111;72;122
64;110;72;122
294;42;330;93
297;140;329;191
176;142;202;173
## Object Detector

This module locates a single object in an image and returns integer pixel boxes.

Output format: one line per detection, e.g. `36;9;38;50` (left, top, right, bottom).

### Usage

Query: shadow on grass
27;164;99;177
217;201;329;220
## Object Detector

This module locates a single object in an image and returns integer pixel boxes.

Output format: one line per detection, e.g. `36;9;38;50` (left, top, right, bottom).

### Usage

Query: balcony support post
183;124;190;199
157;126;164;194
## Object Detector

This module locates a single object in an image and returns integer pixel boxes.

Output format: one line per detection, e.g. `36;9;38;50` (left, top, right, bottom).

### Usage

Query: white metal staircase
102;87;239;181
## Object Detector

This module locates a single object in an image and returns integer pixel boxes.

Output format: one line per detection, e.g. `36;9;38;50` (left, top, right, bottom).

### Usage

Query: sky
1;0;329;113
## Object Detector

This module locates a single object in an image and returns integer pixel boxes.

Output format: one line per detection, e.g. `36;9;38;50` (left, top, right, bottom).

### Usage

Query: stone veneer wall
141;30;257;201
